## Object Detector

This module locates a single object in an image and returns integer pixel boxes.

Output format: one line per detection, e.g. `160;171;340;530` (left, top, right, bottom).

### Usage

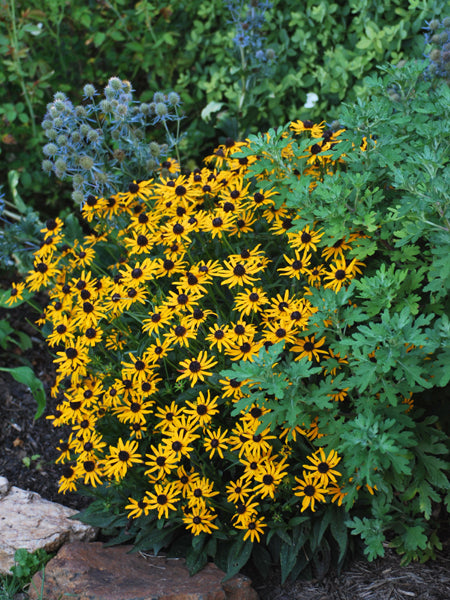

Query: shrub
11;54;448;575
1;0;444;213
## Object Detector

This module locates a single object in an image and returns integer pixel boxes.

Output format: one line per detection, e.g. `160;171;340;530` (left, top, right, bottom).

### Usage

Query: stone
29;541;259;600
0;476;10;498
0;484;97;575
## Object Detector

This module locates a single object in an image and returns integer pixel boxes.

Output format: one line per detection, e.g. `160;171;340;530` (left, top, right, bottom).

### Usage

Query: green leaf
224;539;253;582
0;366;46;419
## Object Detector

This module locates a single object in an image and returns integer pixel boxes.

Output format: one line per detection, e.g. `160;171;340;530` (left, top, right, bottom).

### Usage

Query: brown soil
1;286;449;600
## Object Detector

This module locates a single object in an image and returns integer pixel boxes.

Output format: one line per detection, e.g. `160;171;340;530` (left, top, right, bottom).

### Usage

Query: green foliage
222;56;450;565
0;0;444;213
0;548;52;600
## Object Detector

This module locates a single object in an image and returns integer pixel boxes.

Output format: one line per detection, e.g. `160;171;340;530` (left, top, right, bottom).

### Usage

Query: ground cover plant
1;0;444;214
6;46;449;578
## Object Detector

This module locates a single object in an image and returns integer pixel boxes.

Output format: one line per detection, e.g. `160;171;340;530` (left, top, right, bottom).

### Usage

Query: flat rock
29;541;259;600
0;481;97;575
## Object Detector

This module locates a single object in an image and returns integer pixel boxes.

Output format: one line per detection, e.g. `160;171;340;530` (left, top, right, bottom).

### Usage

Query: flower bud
56;134;68;147
45;129;58;140
42;159;54;173
153;91;166;103
155;102;168;117
54;158;67;174
72;190;84;204
83;83;96;98
87;129;101;144
43;143;58;157
149;142;161;157
79;155;95;170
80;124;91;137
73;174;84;186
53;117;63;128
265;48;276;61
430;49;441;62
108;77;123;91
54;92;67;102
428;19;440;31
71;131;82;144
167;92;180;106
99;99;112;113
75;106;88;118
146;158;158;171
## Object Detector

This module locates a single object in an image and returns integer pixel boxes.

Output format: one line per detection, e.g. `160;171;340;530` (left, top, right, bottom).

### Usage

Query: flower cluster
41;78;182;204
19;121;373;544
227;0;276;68
423;17;450;82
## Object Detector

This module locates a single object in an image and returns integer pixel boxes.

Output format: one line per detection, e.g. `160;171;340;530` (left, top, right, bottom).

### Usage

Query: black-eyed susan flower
164;427;199;459
183;505;219;535
125;496;150;519
225;338;264;362
288;224;323;253
291;334;328;362
233;287;269;316
144;444;178;480
234;515;266;542
145;482;180;519
58;464;78;494
176;350;218;387
103;438;143;481
47;315;76;347
253;456;289;499
226;478;254;504
4;282;27;306
278;249;312;280
293;472;328;512
154;401;184;432
205;323;233;352
203;426;229;459
54;339;90;379
74;457;104;487
185;390;219;427
218;256;262;288
186;476;220;508
303;448;342;487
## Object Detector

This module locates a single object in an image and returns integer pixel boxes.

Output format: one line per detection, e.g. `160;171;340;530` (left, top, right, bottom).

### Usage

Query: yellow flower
176;350;218;387
293;472;328;512
145;482;180;519
103;438;143;481
303;448;342;487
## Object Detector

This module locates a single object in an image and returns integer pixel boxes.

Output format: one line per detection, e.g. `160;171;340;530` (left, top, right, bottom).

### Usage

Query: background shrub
0;0;444;214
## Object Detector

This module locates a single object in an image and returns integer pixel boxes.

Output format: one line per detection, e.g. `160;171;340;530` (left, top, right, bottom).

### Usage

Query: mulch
1;284;449;600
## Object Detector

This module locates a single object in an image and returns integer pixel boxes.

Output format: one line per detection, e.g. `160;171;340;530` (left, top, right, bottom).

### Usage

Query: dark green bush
1;0;444;214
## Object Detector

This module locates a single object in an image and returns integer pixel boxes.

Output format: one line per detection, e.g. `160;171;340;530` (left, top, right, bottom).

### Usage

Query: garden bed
1;294;449;600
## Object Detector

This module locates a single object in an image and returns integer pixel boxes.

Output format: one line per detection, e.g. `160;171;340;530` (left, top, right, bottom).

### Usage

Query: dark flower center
137;235;148;246
318;462;329;473
263;474;274;485
189;360;201;373
304;484;316;497
132;268;143;279
233;264;246;276
66;348;78;359
118;451;130;462
335;269;346;280
56;324;67;334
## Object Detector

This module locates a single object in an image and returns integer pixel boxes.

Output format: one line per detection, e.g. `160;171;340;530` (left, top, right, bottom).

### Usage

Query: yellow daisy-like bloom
233;287;269;316
293;472;328;512
225;338;264;362
291;334;328;362
327;483;347;506
185;390;220;427
125;496;150;519
226;478;254;504
74;457;104;487
253;457;289;499
203;427;229;459
58;464;78;494
176;350;218;387
288;224;323;253
303;448;342;487
183;505;219;535
234;515;267;542
103;438;143;481
278;249;312;280
121;353;156;383
218;256;263;288
26;257;61;292
145;482;180;520
144;444;178;480
290;119;326;138
323;258;358;292
54;338;90;379
4;281;27;306
186;476;220;508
